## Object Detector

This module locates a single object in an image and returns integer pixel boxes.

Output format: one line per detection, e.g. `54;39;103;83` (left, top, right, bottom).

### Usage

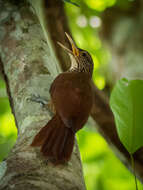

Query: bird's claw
27;94;49;107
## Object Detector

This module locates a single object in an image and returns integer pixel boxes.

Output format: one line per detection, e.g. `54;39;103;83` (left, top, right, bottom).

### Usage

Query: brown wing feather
50;72;93;131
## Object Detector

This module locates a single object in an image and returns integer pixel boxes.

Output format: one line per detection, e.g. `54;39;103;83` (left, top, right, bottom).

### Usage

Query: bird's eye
82;52;86;57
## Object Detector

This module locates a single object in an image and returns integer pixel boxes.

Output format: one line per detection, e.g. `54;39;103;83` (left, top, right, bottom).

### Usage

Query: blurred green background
0;0;143;189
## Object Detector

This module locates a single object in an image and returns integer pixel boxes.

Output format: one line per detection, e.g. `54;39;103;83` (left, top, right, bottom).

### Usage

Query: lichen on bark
0;1;86;189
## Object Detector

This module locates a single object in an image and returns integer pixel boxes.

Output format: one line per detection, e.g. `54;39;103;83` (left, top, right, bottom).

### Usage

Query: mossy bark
0;1;85;189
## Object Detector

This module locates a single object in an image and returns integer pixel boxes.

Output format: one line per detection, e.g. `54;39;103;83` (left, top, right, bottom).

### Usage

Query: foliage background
0;0;142;189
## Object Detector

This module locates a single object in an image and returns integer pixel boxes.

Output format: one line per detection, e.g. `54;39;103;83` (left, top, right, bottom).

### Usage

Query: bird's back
50;72;94;131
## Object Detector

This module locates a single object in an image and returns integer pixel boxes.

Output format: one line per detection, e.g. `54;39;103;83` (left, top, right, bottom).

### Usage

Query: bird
31;32;94;164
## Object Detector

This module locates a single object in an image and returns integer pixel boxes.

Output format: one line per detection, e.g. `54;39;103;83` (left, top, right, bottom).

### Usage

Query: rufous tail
31;114;75;163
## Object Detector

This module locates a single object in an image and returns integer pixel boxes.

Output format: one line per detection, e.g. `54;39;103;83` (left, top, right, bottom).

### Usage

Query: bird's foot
48;99;55;113
27;94;55;113
27;94;49;108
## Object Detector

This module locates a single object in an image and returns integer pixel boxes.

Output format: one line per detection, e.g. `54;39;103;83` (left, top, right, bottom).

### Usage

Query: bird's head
58;32;93;77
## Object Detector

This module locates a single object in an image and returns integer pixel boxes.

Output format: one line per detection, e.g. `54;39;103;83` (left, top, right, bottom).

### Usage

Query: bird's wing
51;80;83;115
50;73;93;130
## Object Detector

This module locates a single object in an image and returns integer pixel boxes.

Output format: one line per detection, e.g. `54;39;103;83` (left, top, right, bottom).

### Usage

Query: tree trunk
0;0;86;189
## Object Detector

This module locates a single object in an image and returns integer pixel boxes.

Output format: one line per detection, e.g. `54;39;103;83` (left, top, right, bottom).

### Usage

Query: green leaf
110;78;143;154
63;0;80;7
0;135;16;161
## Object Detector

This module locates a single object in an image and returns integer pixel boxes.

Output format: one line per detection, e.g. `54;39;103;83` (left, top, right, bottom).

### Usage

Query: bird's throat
68;54;78;72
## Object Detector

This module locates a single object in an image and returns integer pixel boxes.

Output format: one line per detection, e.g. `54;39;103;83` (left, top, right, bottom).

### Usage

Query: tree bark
0;0;85;189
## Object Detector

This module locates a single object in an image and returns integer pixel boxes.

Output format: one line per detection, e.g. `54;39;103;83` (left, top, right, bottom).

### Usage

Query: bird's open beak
57;32;79;57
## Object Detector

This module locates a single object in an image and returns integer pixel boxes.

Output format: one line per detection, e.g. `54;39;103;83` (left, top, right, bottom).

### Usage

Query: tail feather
52;127;68;159
31;117;56;147
63;131;74;160
57;129;68;159
31;114;75;163
41;126;57;157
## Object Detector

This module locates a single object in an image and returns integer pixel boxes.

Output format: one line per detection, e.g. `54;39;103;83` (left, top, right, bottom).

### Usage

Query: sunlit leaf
77;130;108;162
0;79;6;89
0;99;10;115
0;113;17;137
0;135;16;161
85;0;116;11
0;113;17;161
110;78;143;154
94;75;105;90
